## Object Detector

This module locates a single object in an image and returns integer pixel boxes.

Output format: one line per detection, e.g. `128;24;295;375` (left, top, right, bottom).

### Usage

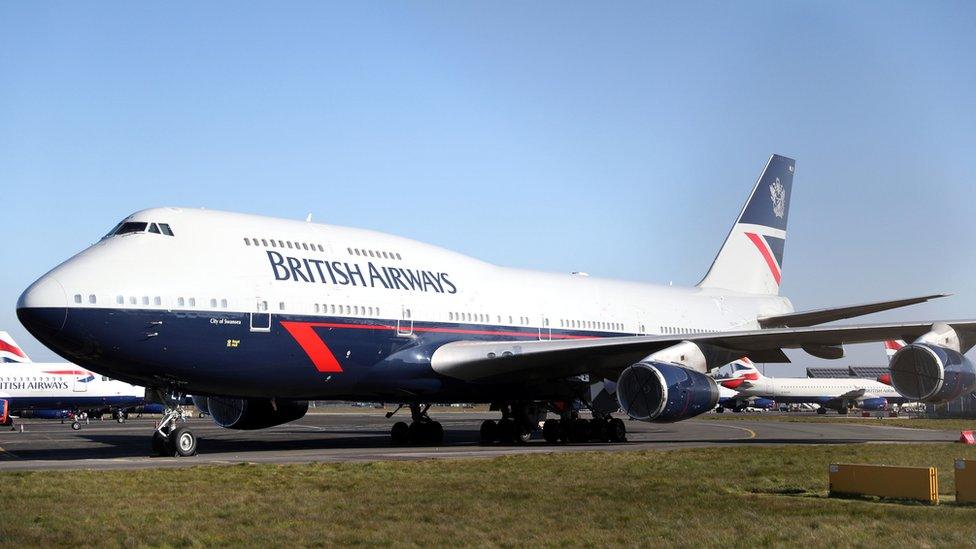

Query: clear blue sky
1;2;974;373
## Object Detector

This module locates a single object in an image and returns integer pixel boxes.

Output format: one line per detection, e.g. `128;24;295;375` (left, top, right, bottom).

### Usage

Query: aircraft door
539;316;551;341
250;298;271;332
396;307;413;336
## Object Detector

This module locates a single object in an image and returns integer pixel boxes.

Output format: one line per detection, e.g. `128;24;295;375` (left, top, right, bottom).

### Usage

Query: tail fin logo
770;178;786;219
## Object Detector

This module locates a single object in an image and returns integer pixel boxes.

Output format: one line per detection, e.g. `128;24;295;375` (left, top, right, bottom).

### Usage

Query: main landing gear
151;391;198;457
538;414;627;444
389;403;444;445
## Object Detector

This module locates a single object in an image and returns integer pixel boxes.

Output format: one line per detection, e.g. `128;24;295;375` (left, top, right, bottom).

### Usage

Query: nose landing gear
151;390;197;457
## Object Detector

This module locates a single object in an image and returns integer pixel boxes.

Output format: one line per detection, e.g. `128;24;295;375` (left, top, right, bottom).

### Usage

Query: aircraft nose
16;275;68;337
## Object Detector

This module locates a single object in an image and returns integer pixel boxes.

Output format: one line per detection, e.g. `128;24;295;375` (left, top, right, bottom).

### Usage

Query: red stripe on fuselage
745;232;781;285
280;321;602;373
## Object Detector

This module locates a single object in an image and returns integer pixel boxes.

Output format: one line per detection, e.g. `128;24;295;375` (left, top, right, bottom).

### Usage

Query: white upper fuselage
21;207;794;340
736;376;901;401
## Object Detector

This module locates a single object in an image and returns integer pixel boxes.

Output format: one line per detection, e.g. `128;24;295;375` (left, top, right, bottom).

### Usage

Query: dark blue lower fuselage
19;307;625;402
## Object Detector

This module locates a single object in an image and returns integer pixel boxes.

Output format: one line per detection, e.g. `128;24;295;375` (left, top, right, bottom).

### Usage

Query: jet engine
857;397;888;411
616;361;719;422
191;395;210;416
207;397;309;430
889;343;976;404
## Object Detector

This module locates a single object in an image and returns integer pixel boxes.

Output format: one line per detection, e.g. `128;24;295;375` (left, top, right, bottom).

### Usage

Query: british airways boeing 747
16;155;976;456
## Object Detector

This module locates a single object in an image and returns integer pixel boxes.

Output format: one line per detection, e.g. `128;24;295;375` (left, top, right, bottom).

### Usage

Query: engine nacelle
207;397;309;430
616;361;719;422
192;395;210;416
857;397;888;411
889;343;976;404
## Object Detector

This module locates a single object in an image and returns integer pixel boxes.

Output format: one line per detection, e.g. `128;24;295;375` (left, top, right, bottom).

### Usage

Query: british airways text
266;251;457;294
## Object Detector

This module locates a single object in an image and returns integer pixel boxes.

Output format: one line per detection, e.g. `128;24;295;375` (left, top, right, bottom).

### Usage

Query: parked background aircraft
718;359;905;414
0;331;145;429
16;154;976;456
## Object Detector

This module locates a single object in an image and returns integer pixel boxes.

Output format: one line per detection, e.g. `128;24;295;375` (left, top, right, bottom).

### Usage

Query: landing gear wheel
496;418;517;443
515;425;531;444
608;418;627;443
569;419;590;443
590;419;608;442
716;407;725;413
152;431;167;456
391;421;410;444
71;421;81;431
116;412;127;424
427;421;444;444
542;419;561;444
816;407;827;415
170;426;197;457
479;420;498;444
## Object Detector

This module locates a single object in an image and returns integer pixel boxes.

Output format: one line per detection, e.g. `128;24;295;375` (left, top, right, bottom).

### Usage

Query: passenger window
178;297;185;307
261;239;268;246
74;294;82;303
88;294;96;304
129;296;137;305
270;240;277;248
148;223;161;234
395;253;402;260
301;243;308;250
278;240;285;248
287;241;293;249
189;298;196;307
116;295;124;305
279;302;285;311
315;304;320;313
220;299;227;308
210;299;217;307
142;297;150;305
154;297;161;306
244;238;251;246
159;223;174;236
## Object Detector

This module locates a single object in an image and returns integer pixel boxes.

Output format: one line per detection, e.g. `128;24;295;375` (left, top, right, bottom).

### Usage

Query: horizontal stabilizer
757;294;949;328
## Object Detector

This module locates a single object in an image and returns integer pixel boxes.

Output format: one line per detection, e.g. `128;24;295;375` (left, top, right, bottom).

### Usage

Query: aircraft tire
152;431;167;456
71;421;81;431
497;418;517;444
171;426;198;457
608;418;627;443
479;420;497;444
391;421;410;444
590;419;608;442
427;421;444;444
569;419;590;443
816;407;827;415
542;419;560;443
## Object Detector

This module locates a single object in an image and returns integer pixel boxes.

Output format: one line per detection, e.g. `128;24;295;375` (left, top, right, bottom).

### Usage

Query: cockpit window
116;222;148;235
107;221;176;237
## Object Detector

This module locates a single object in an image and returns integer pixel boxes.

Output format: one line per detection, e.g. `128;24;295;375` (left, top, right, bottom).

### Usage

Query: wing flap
757;294;948;328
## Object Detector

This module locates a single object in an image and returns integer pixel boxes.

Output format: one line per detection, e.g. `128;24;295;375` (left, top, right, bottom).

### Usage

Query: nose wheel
151;390;197;457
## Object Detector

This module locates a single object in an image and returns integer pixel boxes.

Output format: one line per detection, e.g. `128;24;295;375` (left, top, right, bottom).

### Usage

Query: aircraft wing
430;320;976;383
756;294;948;328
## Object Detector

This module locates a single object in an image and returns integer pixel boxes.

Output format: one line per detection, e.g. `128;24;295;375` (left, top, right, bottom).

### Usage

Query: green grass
700;414;976;431
4;444;976;546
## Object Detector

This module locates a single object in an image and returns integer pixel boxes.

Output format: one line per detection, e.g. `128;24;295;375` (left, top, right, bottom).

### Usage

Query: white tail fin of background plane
698;154;795;296
0;331;31;363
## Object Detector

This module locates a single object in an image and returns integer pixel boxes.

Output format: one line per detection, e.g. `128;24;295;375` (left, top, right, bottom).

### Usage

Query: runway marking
706;423;757;439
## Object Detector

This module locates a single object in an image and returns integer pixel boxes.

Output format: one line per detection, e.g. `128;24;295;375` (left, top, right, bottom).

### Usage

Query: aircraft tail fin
698;154;795;295
883;340;906;359
0;331;31;363
718;357;763;389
